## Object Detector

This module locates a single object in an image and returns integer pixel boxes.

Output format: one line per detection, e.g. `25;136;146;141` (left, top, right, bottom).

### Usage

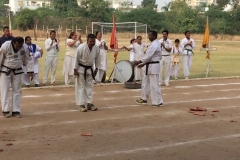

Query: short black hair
130;38;135;44
95;31;101;36
149;30;158;38
162;29;169;35
50;30;56;35
175;39;180;43
25;36;31;42
3;26;9;31
87;34;96;40
185;31;190;35
136;36;142;39
13;36;24;44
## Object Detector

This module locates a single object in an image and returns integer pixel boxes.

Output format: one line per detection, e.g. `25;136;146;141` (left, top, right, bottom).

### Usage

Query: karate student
95;31;108;84
181;31;195;79
134;30;163;107
22;36;43;87
123;36;147;81
129;38;136;61
42;30;60;86
170;39;183;80
159;30;172;87
0;26;14;47
0;37;33;118
74;34;101;112
63;32;82;85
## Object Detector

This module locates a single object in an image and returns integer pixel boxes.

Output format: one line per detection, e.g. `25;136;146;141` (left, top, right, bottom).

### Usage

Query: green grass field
33;39;240;85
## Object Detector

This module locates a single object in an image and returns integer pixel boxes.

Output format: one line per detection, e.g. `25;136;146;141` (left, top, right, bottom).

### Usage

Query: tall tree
216;0;230;9
52;0;79;17
141;0;158;9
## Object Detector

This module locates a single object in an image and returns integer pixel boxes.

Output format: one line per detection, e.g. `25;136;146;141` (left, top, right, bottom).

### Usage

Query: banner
202;17;210;59
110;15;118;63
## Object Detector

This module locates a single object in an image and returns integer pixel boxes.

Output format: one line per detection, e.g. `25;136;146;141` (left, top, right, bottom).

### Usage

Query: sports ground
1;77;240;160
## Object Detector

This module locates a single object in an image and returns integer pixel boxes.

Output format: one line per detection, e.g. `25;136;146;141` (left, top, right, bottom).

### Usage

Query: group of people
0;25;195;117
125;30;195;87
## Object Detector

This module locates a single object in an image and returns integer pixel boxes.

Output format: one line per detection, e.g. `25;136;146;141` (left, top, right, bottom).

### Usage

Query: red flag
110;15;118;64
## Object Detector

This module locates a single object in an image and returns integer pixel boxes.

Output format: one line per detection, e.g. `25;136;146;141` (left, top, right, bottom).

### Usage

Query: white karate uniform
129;44;134;61
132;42;146;81
0;41;33;113
158;38;172;84
75;43;100;105
42;38;60;84
180;38;195;77
95;39;107;82
140;39;163;105
62;39;80;85
170;46;183;78
22;44;42;85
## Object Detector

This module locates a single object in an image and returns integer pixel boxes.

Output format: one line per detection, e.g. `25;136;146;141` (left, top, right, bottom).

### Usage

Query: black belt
1;65;23;75
185;49;194;55
162;55;170;56
78;63;95;80
146;61;159;75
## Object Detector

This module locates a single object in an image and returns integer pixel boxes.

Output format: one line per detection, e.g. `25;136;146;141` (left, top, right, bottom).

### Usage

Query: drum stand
108;64;127;83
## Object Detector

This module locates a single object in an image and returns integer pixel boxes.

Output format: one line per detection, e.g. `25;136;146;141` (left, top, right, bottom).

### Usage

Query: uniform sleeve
171;47;174;54
45;39;51;51
74;46;81;70
95;47;101;68
24;47;34;73
0;43;6;68
36;45;41;50
180;39;185;49
191;39;196;49
141;45;157;63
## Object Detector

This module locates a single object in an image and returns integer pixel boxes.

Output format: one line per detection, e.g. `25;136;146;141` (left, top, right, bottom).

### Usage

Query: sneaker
35;84;39;87
136;99;147;105
79;105;87;112
87;103;98;111
51;82;56;86
152;103;163;107
165;83;170;87
12;112;22;118
175;77;178;80
3;112;11;118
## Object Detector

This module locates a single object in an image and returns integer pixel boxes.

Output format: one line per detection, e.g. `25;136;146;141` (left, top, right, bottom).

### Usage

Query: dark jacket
0;35;14;47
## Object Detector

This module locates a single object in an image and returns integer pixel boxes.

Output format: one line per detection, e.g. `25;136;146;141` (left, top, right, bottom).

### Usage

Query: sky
134;0;172;9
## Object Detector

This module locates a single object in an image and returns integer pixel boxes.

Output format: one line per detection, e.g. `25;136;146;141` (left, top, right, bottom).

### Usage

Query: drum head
115;60;134;83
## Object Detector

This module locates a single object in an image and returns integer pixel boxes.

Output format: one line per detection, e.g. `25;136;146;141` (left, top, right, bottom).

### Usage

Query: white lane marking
82;134;240;159
22;95;41;98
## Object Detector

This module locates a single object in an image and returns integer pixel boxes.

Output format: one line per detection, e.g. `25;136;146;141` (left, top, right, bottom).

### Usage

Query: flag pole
206;16;210;78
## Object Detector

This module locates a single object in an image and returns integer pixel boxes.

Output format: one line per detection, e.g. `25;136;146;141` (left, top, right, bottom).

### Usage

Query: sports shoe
136;99;147;105
79;105;87;112
12;112;22;118
26;85;30;88
3;112;11;118
152;103;163;107
35;84;39;87
51;82;56;86
87;103;98;111
165;83;170;87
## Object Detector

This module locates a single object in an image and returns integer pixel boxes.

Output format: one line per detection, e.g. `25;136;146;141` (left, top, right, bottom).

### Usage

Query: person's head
50;30;56;40
185;31;190;39
96;31;102;40
25;36;32;45
68;32;77;40
162;30;168;40
136;36;142;44
130;38;135;44
87;34;96;48
148;30;158;42
12;37;24;52
3;26;10;37
174;39;180;46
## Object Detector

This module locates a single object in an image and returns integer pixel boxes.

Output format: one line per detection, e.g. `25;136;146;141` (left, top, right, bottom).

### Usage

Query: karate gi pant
134;67;144;81
22;73;39;85
42;56;58;84
182;54;192;77
170;63;180;77
63;56;74;85
141;74;163;105
159;56;171;84
75;73;93;105
1;72;22;112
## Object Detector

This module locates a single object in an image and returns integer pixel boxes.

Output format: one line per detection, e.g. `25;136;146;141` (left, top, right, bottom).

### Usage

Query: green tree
52;0;79;17
0;0;9;5
216;0;230;9
15;8;38;31
170;0;188;13
141;0;158;9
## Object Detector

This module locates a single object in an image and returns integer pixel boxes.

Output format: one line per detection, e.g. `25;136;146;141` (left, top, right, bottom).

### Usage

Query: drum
114;60;134;83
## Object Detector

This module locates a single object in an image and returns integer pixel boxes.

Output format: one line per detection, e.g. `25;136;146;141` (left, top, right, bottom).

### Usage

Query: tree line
0;0;240;35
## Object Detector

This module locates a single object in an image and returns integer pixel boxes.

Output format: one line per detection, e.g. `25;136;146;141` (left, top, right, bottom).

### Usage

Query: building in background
173;0;216;8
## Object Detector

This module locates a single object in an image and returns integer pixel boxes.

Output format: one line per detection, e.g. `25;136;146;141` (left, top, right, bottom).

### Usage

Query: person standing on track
134;30;163;107
170;39;182;80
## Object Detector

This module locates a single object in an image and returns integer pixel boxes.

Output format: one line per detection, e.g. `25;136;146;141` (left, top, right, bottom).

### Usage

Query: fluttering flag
110;15;118;64
202;17;210;59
